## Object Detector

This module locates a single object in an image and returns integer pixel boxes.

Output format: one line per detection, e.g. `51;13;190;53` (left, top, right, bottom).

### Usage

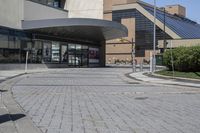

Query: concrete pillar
100;41;106;67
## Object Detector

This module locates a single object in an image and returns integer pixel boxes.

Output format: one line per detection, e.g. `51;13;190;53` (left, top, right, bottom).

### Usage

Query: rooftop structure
165;4;186;17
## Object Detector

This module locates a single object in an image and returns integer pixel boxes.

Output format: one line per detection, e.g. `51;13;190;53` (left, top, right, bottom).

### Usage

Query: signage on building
89;47;100;63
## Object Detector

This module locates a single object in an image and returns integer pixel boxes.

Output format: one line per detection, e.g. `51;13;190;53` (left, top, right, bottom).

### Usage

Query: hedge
163;46;200;72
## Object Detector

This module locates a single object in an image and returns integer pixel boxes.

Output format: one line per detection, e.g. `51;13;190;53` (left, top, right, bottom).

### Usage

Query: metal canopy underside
22;18;128;42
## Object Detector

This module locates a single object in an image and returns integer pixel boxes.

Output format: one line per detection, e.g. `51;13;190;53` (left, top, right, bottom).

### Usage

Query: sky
142;0;200;23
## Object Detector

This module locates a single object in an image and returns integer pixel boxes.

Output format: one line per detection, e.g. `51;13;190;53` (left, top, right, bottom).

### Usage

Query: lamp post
131;38;136;73
152;0;157;73
163;7;167;52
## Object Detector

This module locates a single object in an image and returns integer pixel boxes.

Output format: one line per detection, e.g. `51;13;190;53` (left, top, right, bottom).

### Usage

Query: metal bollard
140;60;143;72
150;57;153;73
25;51;29;74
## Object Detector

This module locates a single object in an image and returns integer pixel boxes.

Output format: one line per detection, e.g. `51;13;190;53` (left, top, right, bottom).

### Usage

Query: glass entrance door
81;51;89;67
76;54;82;67
61;45;68;63
20;41;33;63
68;54;76;66
68;44;88;67
68;54;88;67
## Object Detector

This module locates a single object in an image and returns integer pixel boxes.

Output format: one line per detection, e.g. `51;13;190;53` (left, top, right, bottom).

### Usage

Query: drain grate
135;97;148;100
127;82;140;84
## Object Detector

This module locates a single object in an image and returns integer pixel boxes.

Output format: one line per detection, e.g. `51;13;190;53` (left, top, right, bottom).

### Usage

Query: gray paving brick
12;68;200;133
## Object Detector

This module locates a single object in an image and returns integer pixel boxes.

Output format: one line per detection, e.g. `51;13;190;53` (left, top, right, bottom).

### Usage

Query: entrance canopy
22;18;128;42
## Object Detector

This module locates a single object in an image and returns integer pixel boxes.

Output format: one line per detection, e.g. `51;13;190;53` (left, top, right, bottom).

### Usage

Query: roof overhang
22;18;128;42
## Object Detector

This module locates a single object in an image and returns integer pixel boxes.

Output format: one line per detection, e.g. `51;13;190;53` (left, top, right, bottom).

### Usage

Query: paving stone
12;68;200;133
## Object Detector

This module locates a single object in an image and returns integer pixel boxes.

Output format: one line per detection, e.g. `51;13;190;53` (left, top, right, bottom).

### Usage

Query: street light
118;38;136;73
152;0;157;73
163;7;167;52
131;38;136;73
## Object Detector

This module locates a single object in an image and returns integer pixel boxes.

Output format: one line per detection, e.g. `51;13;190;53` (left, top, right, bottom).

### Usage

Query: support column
100;41;106;67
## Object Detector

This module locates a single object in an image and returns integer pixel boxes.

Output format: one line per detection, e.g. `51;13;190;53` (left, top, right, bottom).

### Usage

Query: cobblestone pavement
12;68;200;133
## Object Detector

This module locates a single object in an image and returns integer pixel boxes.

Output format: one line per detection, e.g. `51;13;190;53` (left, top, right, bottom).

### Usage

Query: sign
89;48;99;63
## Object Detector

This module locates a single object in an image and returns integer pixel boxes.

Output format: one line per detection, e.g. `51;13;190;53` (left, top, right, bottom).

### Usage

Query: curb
128;72;200;88
146;73;200;84
0;74;42;133
120;73;141;84
125;73;143;82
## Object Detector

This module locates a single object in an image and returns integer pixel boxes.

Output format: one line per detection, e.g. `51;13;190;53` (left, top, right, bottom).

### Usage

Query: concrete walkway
11;68;200;133
0;75;43;133
129;72;200;88
0;69;50;81
0;68;66;133
1;68;200;133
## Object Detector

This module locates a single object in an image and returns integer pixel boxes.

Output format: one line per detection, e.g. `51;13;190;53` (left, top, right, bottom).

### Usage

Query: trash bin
156;54;163;66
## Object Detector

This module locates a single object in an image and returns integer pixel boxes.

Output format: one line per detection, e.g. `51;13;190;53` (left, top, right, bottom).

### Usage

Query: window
32;41;42;63
61;44;68;63
51;42;60;62
0;29;21;63
47;0;61;7
113;9;172;57
30;0;62;8
0;29;8;48
68;44;76;50
43;42;52;62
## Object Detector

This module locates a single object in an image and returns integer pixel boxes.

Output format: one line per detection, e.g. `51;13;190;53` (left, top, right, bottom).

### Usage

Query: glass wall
113;9;172;57
29;0;64;8
0;28;32;63
0;29;9;63
47;0;60;8
68;44;89;67
51;42;60;62
61;43;68;63
32;41;43;63
0;27;101;67
42;41;52;62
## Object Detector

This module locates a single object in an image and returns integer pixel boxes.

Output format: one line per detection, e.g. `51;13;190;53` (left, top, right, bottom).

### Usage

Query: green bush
163;46;200;72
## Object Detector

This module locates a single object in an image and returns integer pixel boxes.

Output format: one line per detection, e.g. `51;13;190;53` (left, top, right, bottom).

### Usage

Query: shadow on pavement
0;114;26;124
0;90;8;93
194;72;200;77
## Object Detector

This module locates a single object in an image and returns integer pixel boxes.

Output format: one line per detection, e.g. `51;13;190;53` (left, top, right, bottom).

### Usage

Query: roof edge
112;3;181;39
22;18;128;41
